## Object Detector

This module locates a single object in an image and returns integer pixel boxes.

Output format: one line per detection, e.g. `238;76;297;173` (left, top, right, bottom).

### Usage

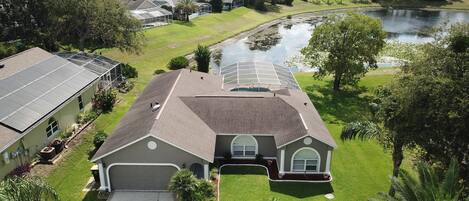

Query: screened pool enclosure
219;61;300;91
57;52;123;88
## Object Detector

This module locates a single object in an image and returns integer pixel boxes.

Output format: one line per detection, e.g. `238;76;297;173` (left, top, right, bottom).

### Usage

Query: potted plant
40;147;56;161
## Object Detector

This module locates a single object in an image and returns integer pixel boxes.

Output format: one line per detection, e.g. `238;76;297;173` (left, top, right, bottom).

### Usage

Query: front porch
217;159;332;182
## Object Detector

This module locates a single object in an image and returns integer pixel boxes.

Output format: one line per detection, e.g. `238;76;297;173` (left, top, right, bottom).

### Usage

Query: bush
121;63;138;79
58;128;73;139
210;168;219;180
154;69;166;75
223;152;232;160
92;88;117;113
255;154;264;162
286;15;292;19
284;0;293;5
93;131;107;149
169;169;215;201
194;45;211;73
77;110;98;124
210;0;223;12
254;0;266;11
8;164;32;177
168;56;189;70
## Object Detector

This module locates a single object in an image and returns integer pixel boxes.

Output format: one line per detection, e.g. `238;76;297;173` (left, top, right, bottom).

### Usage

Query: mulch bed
217;159;330;181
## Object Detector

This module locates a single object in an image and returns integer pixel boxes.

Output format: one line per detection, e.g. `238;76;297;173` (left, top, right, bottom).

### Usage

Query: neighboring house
223;0;243;10
92;61;337;192
121;0;174;28
0;48;121;179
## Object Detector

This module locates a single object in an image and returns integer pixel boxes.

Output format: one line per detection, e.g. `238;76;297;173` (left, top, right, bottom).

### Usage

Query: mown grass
44;0;468;199
219;69;409;201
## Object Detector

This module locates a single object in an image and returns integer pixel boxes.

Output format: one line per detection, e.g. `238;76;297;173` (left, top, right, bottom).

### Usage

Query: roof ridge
155;70;183;120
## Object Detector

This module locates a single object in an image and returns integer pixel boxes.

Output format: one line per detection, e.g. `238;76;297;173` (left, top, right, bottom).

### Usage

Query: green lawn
44;0;468;200
219;69;407;201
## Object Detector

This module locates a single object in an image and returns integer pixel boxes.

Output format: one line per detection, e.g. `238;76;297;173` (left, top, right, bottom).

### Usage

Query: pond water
214;9;469;71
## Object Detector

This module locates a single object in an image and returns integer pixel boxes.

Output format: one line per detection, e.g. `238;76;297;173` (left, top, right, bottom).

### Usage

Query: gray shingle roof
92;69;336;163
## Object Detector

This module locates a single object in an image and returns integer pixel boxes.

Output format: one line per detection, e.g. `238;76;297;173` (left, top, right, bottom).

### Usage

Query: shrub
194;45;211;73
121;63;138;79
223;152;232;160
168;56;189;70
284;0;293;5
210;0;223;12
169;169;215;201
154;69;166;75
255;154;264;162
196;180;215;200
93;131;107;149
8;164;31;177
58;129;73;139
77;110;98;124
254;0;266;11
210;168;219;180
92;88;117;113
286;15;292;19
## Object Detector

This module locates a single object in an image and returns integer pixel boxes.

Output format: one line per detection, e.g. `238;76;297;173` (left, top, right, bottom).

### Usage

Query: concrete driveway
108;191;175;201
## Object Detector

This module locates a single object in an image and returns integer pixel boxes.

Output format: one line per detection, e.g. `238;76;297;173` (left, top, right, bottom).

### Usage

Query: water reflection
215;9;469;71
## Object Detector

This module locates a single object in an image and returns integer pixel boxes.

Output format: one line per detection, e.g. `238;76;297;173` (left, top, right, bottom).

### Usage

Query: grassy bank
45;0;467;200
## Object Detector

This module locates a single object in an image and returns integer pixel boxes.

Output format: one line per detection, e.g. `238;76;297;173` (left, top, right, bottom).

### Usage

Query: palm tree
373;159;466;201
175;0;198;21
169;169;198;201
0;176;59;201
341;121;406;197
194;45;211;73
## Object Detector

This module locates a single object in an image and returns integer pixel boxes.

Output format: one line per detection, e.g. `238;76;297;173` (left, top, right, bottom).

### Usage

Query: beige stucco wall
0;84;96;179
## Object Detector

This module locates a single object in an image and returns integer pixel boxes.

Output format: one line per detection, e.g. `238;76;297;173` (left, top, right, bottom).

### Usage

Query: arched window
46;118;59;138
231;135;257;157
291;147;320;172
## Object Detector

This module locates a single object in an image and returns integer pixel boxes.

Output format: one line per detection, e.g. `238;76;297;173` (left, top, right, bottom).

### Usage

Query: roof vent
0;64;4;69
304;102;307;106
200;76;204;80
150;102;161;112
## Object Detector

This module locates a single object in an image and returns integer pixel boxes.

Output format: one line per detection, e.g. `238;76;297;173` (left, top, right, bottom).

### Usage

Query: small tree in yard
169;169;215;201
0;176;59;201
92;88;117;113
168;56;189;70
301;13;386;91
194;45;211;73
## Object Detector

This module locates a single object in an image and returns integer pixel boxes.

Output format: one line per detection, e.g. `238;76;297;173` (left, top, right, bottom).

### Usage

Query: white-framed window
291;147;320;172
231;135;257;157
78;95;84;111
46;118;60;138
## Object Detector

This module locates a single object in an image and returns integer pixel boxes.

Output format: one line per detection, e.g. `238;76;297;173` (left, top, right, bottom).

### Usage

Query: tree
301;13;386;91
175;0;198;21
0;176;59;201
92;88;117;113
374;159;466;201
50;0;144;52
254;0;267;11
0;0;58;51
341;83;418;197
210;0;223;12
194;45;211;73
381;23;469;190
284;0;294;6
169;169;215;201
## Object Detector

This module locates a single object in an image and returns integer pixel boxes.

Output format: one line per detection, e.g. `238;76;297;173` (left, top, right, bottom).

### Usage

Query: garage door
109;165;178;191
